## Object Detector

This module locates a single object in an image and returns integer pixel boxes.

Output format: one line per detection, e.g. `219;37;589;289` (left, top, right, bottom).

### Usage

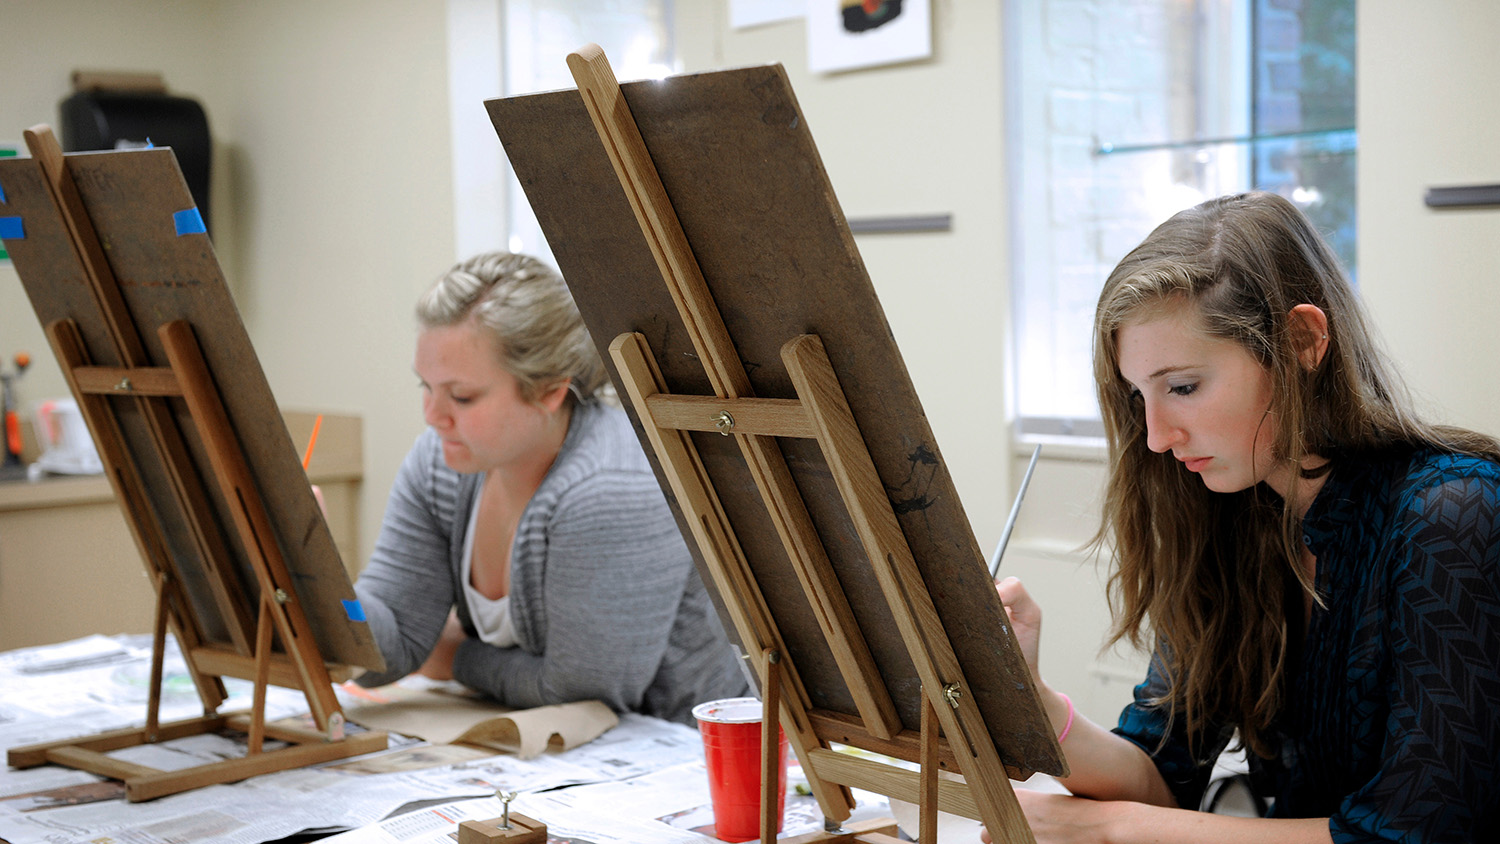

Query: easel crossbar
643;394;817;438
71;365;182;396
805;749;981;821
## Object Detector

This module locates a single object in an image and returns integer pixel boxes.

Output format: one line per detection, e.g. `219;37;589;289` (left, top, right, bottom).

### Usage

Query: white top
460;491;518;648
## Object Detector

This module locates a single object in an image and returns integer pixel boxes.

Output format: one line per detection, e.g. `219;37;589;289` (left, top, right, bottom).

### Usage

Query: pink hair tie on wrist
1056;692;1075;744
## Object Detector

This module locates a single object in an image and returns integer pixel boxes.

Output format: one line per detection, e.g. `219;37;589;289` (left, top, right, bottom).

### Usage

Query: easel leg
146;574;172;741
248;596;274;754
920;698;938;843
762;647;783;844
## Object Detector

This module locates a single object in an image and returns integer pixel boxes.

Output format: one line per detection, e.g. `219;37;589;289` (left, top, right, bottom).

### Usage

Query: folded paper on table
457;700;619;759
342;684;618;759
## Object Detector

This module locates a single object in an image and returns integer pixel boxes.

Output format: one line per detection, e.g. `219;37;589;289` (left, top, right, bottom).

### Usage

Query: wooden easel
485;48;1065;842
1;127;387;801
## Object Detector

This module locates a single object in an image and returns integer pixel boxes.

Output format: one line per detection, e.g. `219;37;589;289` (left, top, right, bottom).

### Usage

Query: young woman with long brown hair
990;192;1500;843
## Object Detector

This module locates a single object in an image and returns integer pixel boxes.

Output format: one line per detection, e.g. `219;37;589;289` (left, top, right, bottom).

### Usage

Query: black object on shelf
58;88;213;232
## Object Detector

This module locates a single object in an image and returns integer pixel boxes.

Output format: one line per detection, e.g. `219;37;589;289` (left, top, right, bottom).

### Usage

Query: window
500;0;675;269
1008;0;1355;437
447;0;675;267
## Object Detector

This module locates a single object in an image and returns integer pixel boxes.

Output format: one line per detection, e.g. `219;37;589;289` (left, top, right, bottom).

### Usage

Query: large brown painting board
485;63;1062;779
0;146;382;673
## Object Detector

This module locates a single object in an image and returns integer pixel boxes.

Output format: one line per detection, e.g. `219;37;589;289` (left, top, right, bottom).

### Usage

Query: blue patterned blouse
1113;446;1500;842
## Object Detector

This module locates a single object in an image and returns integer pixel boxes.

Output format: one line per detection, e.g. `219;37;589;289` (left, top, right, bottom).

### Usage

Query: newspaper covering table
0;635;900;844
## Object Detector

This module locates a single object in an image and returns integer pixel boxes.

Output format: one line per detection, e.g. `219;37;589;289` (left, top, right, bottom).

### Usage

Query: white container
33;398;103;475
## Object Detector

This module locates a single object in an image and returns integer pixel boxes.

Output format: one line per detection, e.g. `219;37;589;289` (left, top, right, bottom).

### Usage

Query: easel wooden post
2;126;386;801
549;47;1046;843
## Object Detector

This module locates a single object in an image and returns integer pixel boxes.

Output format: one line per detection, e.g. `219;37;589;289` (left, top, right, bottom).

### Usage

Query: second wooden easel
570;46;1045;841
486;47;1065;842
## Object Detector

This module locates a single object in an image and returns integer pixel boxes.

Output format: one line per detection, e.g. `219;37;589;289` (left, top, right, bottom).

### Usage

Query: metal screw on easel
942;683;962;709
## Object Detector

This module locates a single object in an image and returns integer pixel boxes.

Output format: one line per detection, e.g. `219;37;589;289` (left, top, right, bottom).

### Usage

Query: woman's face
1115;302;1292;496
414;321;559;475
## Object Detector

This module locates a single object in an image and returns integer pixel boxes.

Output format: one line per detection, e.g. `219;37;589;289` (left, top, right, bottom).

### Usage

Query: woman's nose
1143;402;1183;453
423;395;449;429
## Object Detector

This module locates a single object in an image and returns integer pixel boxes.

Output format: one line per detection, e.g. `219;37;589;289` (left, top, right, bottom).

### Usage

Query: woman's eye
451;395;474;405
1168;383;1198;397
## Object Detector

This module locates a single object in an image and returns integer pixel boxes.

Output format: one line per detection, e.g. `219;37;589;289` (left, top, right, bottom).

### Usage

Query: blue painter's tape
173;207;206;236
342;599;367;623
0;217;23;241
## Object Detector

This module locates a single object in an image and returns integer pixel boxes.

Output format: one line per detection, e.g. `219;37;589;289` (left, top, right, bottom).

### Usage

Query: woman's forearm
1015;793;1332;844
1037;686;1176;807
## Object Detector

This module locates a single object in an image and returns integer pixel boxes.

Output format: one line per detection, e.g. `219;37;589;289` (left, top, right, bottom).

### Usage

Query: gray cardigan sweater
353;400;748;724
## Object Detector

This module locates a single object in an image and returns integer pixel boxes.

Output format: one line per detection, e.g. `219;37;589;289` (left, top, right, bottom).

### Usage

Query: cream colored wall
0;0;231;410
212;0;454;565
0;0;452;572
1358;0;1500;437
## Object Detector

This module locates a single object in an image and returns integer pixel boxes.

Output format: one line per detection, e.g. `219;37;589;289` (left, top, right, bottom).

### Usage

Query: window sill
1015;432;1107;463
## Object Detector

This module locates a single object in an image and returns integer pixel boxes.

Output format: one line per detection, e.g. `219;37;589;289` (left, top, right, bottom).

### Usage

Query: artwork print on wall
843;0;903;32
807;0;931;73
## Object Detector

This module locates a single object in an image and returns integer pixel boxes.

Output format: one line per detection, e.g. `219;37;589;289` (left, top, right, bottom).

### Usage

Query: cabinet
0;410;361;651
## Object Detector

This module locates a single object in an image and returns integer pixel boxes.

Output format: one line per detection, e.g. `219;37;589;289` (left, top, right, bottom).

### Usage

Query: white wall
1358;0;1500;435
0;0;454;569
212;0;455;557
0;0;231;409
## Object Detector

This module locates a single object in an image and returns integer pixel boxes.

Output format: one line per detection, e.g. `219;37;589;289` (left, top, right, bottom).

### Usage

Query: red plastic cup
693;697;788;843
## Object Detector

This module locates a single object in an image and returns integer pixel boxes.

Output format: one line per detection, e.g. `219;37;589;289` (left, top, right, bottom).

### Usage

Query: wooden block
457;814;547;844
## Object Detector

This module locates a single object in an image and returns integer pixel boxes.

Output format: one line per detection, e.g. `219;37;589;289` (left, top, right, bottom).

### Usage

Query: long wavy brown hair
1091;191;1499;757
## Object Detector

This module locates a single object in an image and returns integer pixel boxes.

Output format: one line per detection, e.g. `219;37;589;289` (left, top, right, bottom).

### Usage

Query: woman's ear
1288;304;1330;370
537;377;573;413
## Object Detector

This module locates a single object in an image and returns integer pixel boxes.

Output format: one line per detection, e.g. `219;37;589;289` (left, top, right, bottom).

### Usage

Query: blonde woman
353;252;748;724
991;193;1500;843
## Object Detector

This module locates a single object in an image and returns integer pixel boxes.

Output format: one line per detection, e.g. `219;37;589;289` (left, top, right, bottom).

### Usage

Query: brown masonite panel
0;154;234;644
485;64;1061;775
0;150;382;672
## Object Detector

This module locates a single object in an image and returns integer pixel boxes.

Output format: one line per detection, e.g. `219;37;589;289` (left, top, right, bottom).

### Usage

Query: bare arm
1034;683;1176;806
1009;792;1332;844
994;578;1333;844
997;577;1174;805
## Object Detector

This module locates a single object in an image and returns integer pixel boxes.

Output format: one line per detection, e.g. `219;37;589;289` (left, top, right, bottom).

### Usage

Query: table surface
0;635;901;844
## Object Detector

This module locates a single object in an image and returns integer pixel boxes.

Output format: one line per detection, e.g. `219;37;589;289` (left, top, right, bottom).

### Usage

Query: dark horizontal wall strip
847;213;953;234
1424;184;1500;209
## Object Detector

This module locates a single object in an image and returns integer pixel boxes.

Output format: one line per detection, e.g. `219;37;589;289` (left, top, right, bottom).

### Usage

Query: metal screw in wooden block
500;790;516;827
456;813;547;844
713;410;735;436
942;683;962;709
